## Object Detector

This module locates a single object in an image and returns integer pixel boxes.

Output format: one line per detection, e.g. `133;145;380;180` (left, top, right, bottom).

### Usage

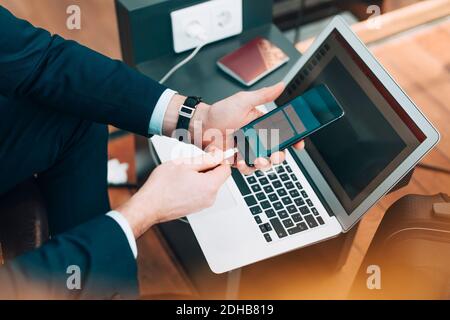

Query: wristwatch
175;96;202;141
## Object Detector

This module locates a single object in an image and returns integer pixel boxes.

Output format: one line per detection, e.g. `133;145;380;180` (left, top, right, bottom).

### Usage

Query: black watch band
175;96;202;141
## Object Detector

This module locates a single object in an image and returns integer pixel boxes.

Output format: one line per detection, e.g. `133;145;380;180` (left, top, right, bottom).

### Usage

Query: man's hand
117;150;231;238
162;82;305;175
199;82;305;174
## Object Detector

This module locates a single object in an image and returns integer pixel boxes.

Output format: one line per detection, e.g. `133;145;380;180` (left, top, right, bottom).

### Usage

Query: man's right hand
117;150;231;238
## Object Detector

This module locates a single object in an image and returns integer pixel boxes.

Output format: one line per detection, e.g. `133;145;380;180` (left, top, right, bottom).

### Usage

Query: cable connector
159;23;209;84
185;21;208;42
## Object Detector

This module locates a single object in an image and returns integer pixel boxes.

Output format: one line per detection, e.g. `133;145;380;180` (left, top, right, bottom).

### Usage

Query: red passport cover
218;37;289;84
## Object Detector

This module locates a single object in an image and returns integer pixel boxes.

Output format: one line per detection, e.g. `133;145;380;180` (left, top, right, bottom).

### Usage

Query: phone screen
236;84;344;165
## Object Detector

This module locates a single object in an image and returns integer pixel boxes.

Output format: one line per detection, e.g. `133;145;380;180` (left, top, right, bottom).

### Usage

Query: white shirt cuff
149;88;178;135
106;211;138;259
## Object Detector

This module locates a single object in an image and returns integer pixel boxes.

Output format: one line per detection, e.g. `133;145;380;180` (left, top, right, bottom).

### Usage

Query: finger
293;140;305;150
237;82;285;109
236;160;255;176
269;151;285;165
254;157;271;171
183;149;224;172
243;108;265;124
204;163;231;186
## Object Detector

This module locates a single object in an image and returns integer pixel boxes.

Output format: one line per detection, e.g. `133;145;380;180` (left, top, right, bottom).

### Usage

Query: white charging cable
159;21;209;84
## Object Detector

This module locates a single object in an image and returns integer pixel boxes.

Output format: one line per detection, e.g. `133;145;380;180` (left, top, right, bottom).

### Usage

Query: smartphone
217;37;289;87
235;84;345;166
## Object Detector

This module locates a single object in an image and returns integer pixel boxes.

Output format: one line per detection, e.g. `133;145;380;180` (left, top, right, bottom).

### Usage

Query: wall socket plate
171;0;243;53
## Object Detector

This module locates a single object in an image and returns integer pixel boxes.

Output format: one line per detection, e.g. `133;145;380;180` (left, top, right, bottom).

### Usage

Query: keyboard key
259;177;269;185
277;210;289;219
244;195;257;206
289;190;300;198
272;180;282;188
285;182;295;189
268;172;277;180
295;182;303;189
250;206;262;215
304;215;318;228
264;233;272;242
263;185;274;193
265;209;276;218
292;213;303;222
256;192;266;201
286;165;293;173
288;222;308;235
231;168;251;196
287;205;297;214
259;224;269;233
251;184;262;192
294;198;305;206
260;200;271;209
255;170;264;177
299;222;309;231
270;218;288;238
282;219;294;228
301;191;308;198
283;197;294;205
300;206;310;215
280;174;289;181
246;176;257;184
306;199;314;207
268;193;278;202
290;174;298;181
273;201;283;211
312;208;319;216
277;189;287;197
254;215;262;224
317;216;325;225
275;166;285;174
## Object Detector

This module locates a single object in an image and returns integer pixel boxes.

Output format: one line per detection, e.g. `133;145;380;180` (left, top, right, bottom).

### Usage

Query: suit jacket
0;6;167;299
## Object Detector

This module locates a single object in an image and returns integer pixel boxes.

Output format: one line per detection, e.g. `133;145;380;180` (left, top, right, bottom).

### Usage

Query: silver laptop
151;16;440;273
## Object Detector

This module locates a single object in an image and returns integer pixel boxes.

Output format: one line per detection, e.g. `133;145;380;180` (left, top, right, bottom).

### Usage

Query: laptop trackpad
209;184;238;212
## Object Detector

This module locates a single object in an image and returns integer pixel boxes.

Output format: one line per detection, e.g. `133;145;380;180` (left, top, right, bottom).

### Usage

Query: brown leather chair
0;179;49;264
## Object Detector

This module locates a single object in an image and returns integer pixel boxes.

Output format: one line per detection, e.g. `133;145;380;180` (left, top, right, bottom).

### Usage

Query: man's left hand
197;82;305;174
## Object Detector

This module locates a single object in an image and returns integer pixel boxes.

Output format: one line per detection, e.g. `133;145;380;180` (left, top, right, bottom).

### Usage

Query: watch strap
176;96;202;141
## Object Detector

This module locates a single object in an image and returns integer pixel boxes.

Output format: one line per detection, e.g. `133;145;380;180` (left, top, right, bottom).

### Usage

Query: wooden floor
242;18;450;300
1;0;449;299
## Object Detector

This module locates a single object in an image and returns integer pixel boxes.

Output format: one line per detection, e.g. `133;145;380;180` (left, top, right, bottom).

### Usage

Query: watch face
186;96;202;107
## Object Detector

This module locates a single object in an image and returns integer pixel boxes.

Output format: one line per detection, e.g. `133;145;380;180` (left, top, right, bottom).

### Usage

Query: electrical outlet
171;0;243;53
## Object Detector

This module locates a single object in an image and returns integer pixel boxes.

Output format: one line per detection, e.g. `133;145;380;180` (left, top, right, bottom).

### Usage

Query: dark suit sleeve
0;5;167;136
0;215;138;299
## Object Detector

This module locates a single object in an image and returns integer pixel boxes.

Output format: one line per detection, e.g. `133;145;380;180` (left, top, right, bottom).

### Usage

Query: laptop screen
275;30;425;213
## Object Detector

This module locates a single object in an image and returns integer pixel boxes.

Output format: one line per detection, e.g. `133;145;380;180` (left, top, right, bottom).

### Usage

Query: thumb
238;82;285;109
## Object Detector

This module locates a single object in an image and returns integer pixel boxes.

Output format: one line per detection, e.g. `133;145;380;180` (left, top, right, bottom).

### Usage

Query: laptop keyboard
232;161;326;243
